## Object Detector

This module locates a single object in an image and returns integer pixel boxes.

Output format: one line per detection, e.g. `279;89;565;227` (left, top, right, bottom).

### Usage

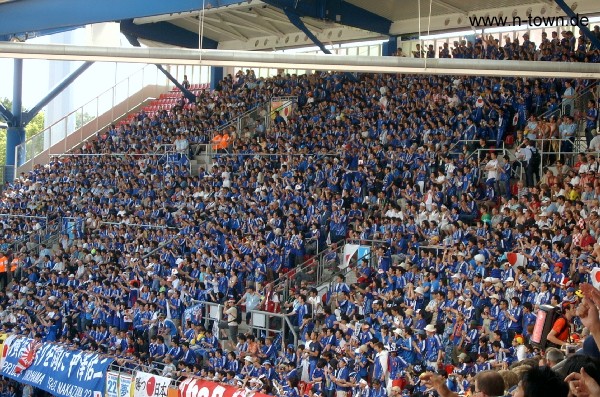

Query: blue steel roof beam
554;0;600;53
155;64;196;103
283;8;331;54
0;0;245;37
123;33;142;48
22;61;94;126
262;0;392;35
120;20;217;49
0;103;13;124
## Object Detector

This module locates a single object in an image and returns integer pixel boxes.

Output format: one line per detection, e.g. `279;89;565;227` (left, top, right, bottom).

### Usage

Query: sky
0;25;143;113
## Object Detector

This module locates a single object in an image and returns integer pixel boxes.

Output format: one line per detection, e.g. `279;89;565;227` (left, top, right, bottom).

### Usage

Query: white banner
106;371;119;397
132;371;171;397
341;244;360;269
119;374;133;397
0;334;17;370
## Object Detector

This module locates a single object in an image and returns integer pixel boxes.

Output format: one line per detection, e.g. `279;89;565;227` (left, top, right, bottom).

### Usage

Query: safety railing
238;103;269;137
268;96;297;130
273;241;345;302
536;81;598;122
0;165;15;188
141;234;181;261
0;214;63;255
208;101;270;144
195;300;297;354
15;65;173;173
274;238;389;303
98;221;176;230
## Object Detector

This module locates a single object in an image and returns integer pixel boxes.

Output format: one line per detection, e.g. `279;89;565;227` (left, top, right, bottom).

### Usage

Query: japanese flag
591;267;600;289
512;113;519;126
341;244;360;270
476;96;484;108
507;252;527;268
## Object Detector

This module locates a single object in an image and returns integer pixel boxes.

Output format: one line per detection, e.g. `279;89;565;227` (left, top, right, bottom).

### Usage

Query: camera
565;345;577;355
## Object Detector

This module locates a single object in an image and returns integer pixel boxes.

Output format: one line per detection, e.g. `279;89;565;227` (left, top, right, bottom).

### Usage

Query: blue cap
263;361;272;366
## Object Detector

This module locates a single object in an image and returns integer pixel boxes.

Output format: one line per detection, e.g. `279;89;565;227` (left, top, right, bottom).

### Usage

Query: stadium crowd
1;30;600;397
406;26;600;63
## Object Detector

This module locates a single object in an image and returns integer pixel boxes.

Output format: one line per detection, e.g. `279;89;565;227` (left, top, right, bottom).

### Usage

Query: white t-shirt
486;159;499;180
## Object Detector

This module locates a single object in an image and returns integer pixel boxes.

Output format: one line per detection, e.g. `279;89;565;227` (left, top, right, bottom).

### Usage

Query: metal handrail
141;233;181;261
194;300;297;354
536;81;598;122
21;64;150;148
208;102;268;140
273;240;346;301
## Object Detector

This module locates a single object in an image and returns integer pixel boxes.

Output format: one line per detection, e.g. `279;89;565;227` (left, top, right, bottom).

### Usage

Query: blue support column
22;61;93;125
383;36;398;56
0;103;12;122
554;0;600;51
283;8;332;55
210;67;223;91
6;59;24;182
155;64;196;103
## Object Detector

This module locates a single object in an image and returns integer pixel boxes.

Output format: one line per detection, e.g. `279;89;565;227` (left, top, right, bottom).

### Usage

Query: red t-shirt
552;317;569;342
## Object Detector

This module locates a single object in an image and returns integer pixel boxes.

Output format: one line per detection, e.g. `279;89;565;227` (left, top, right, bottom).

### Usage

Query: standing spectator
181;74;190;90
0;251;7;291
562;80;575;117
585;99;598;148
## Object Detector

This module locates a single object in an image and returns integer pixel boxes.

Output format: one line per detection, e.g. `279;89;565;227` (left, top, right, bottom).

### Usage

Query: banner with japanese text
132;371;171;397
106;371;119;397
179;378;271;397
0;336;113;397
106;371;133;397
183;303;203;325
119;373;133;397
0;333;11;370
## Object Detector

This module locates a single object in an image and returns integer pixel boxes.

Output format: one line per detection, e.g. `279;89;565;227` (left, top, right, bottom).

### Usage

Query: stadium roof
0;0;599;51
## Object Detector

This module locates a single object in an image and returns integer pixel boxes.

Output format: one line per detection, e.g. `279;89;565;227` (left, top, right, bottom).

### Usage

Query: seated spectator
513;366;568;397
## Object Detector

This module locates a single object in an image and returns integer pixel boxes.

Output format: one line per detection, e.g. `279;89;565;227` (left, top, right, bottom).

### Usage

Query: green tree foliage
75;112;95;130
0;97;45;166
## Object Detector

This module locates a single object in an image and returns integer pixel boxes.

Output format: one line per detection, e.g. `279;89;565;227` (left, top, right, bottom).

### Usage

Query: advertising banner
1;336;113;397
119;373;133;397
179;378;271;397
132;371;172;397
106;371;119;397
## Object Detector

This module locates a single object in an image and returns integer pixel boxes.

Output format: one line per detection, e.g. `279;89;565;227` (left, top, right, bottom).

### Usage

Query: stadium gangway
238;102;271;138
190;143;211;157
195;300;297;354
535;81;599;123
